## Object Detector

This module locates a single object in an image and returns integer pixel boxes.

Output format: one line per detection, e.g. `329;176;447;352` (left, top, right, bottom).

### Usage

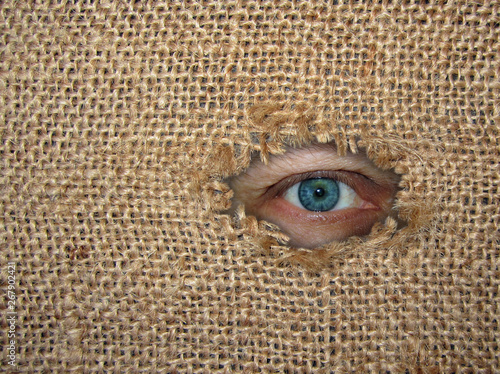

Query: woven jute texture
1;1;499;372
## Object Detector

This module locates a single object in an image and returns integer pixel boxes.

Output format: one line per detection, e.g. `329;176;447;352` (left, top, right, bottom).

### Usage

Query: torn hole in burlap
208;102;444;272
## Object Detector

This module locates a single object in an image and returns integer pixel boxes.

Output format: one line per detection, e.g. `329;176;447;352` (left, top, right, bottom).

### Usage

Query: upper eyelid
244;150;385;187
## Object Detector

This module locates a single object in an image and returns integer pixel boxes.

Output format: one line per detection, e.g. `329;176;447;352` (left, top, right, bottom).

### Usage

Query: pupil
315;188;325;197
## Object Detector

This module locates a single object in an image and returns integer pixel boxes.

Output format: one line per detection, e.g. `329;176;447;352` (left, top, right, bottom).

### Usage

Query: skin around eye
227;143;400;249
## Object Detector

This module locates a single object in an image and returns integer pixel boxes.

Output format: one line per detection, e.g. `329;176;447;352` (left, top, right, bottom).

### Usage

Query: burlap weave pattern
1;0;499;372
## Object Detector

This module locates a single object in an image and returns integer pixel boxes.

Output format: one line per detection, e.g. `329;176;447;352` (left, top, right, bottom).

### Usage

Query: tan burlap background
1;0;499;372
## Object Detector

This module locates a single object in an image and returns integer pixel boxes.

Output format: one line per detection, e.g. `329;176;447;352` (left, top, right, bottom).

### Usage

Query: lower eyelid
260;198;383;245
277;197;379;218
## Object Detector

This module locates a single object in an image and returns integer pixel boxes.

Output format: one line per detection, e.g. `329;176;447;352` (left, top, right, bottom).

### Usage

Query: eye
283;177;360;212
227;144;400;249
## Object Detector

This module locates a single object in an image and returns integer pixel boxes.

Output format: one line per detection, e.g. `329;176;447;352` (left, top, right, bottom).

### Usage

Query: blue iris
298;178;340;211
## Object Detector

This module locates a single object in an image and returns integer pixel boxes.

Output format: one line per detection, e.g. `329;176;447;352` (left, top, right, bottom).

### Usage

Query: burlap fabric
1;1;499;372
